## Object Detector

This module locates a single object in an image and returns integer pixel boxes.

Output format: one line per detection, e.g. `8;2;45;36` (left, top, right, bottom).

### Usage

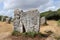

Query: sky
0;0;60;17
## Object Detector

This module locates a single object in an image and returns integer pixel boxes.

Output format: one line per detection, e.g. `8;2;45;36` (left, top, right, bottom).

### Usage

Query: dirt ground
0;22;13;40
0;20;60;40
40;20;60;36
0;22;13;33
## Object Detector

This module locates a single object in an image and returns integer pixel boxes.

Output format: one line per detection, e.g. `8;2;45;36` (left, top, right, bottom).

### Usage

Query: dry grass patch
0;21;13;33
40;20;60;36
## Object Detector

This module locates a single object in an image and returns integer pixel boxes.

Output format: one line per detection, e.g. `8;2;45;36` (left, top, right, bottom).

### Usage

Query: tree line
40;9;60;20
0;15;12;22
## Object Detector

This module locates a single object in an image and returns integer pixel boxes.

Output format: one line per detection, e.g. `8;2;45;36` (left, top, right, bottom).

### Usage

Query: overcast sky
0;0;60;17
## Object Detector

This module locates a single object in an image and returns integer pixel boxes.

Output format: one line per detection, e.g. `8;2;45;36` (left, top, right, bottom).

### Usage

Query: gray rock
14;9;40;33
40;17;47;25
6;18;10;23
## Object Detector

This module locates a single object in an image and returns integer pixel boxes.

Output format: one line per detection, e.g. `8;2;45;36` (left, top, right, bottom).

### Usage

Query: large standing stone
14;9;40;33
24;9;40;32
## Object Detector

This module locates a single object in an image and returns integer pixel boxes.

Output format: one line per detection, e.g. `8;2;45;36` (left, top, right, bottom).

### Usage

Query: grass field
40;20;60;36
0;20;60;40
0;22;13;40
0;22;13;33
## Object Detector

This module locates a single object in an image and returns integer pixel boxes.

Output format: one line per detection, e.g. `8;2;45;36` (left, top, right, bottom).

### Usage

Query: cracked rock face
14;9;40;33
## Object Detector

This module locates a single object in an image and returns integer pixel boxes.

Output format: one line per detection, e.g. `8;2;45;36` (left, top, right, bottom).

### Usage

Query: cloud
3;0;49;10
45;6;56;11
38;0;55;12
54;0;60;9
6;10;14;17
1;0;60;17
0;10;14;17
0;0;4;3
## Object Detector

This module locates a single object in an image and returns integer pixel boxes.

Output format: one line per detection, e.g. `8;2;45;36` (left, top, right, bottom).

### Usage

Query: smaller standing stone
6;18;12;24
6;18;9;23
40;17;47;25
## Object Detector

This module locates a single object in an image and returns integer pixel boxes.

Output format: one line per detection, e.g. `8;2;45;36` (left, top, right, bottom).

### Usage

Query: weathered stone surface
14;9;40;33
24;10;40;32
14;9;23;33
40;17;46;25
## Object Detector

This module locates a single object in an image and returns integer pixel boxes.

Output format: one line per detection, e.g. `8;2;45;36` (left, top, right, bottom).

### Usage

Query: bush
40;10;60;20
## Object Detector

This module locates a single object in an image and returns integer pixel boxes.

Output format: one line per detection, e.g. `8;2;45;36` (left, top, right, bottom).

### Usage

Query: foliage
0;15;12;22
23;32;37;38
40;9;60;20
3;16;8;22
23;32;48;38
12;30;21;36
0;15;3;21
12;30;49;38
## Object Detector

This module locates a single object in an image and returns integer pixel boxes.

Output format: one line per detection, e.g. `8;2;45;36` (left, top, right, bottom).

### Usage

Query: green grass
23;32;37;38
12;30;50;38
12;30;22;36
